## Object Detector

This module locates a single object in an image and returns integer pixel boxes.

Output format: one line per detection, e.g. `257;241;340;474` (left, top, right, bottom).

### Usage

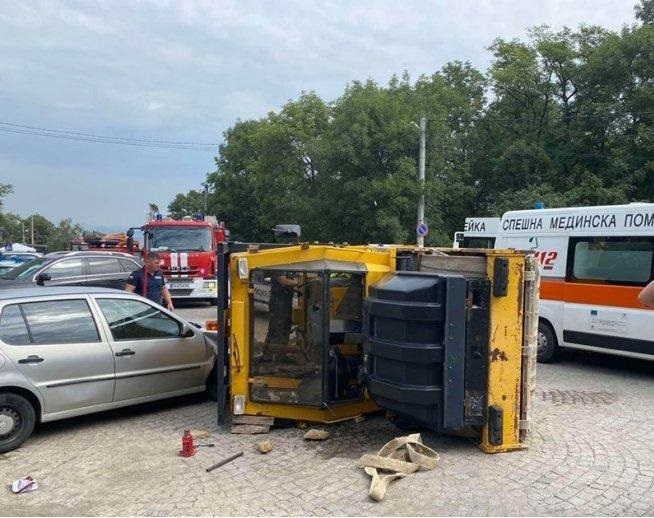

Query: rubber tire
0;393;36;454
537;321;558;363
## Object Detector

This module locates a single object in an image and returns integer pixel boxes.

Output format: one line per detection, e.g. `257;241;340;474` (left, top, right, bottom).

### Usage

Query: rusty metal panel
417;254;487;276
519;255;540;443
479;252;529;453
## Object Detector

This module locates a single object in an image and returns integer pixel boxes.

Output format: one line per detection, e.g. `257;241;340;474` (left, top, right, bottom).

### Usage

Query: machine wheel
0;393;36;453
537;321;559;363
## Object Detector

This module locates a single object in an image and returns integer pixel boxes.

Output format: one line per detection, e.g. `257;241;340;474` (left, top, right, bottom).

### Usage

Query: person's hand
166;301;174;311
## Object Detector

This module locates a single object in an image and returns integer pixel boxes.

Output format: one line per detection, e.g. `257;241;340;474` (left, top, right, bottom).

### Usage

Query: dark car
0;251;142;290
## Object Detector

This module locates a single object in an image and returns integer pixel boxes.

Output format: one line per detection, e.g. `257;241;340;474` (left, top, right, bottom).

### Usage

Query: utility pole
417;116;426;247
203;183;208;214
30;215;34;245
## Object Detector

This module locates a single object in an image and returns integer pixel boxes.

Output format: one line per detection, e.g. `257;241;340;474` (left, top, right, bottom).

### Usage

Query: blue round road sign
416;223;428;237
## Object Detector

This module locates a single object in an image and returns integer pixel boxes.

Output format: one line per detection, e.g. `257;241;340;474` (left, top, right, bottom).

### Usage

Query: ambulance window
463;237;496;249
571;238;653;285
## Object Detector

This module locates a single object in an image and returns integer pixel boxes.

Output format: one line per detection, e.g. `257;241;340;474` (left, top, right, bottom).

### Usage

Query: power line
0;121;218;150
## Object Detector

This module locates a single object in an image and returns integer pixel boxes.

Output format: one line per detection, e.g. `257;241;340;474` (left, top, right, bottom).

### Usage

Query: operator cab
249;260;365;408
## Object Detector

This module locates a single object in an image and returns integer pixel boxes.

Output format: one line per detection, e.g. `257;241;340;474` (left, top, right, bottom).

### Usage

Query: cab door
93;297;210;402
0;298;115;415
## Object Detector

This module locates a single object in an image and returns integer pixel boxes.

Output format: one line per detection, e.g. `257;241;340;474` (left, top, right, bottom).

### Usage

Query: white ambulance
495;203;654;362
453;217;500;249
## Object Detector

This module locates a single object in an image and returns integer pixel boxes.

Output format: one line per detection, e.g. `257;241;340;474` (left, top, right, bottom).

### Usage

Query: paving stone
2;354;653;516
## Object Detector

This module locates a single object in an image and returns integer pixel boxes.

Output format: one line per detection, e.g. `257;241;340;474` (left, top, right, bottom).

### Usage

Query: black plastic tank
364;271;489;432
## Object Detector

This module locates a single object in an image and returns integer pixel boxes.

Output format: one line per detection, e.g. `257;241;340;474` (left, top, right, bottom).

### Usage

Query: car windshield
147;226;212;252
0;265;17;275
5;253;39;262
0;257;51;280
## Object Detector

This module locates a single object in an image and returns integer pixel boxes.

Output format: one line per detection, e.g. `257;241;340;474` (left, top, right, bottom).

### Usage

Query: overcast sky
0;0;640;232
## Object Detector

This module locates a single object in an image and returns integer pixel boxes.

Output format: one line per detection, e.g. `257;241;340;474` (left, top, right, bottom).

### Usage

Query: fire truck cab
130;214;229;305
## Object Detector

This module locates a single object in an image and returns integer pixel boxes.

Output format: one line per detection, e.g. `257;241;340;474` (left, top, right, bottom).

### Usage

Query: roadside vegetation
0;183;84;252
170;1;654;245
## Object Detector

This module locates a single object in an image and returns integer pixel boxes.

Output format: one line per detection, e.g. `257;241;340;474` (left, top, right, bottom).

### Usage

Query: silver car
0;287;217;453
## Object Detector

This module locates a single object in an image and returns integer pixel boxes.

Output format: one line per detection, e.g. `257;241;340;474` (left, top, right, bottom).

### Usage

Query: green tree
194;3;654;245
636;0;654;23
168;190;206;219
47;218;85;251
0;183;12;211
320;78;421;244
208;93;330;241
0;213;23;243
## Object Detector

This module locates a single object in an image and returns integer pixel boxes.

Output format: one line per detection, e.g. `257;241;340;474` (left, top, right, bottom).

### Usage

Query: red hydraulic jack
179;430;197;457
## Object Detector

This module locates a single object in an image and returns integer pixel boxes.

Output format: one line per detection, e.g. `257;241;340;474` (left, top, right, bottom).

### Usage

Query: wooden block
189;429;211;440
232;415;275;426
230;424;270;434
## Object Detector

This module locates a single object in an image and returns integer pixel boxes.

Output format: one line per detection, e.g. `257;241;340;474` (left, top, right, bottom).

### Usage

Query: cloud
0;0;639;229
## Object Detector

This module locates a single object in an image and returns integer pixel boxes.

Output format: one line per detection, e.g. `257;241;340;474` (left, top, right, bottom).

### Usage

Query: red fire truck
127;214;229;305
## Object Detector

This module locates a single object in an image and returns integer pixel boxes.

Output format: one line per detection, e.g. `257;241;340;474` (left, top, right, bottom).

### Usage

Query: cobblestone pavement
2;305;653;516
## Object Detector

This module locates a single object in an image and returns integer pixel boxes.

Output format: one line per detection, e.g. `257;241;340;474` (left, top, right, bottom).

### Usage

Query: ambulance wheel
537;321;558;363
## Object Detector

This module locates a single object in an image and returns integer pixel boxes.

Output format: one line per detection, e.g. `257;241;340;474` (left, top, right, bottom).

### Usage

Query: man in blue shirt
125;252;174;311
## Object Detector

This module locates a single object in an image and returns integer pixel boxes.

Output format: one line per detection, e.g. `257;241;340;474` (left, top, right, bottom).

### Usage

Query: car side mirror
180;322;194;338
36;272;51;286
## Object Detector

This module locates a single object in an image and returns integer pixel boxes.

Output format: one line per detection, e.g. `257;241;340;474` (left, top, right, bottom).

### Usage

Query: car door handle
18;355;44;364
115;349;136;357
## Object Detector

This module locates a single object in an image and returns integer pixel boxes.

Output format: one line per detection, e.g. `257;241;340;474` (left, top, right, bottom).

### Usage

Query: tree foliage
171;3;654;245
